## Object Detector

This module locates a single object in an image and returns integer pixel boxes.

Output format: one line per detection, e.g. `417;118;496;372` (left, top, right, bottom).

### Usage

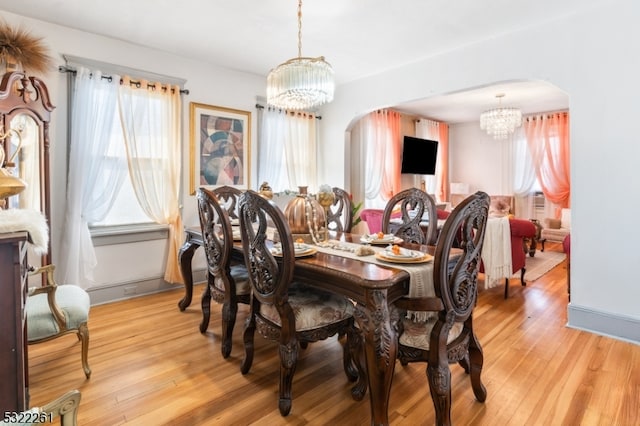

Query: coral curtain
118;77;184;284
60;67;127;287
523;112;571;216
257;107;317;192
415;118;449;202
361;110;402;207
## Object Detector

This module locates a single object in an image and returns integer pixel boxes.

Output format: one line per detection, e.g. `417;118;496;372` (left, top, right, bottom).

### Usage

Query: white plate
382;248;423;259
375;251;433;264
360;234;403;245
271;243;317;257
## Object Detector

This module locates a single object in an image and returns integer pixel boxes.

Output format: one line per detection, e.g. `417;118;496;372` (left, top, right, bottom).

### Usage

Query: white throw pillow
560;208;571;230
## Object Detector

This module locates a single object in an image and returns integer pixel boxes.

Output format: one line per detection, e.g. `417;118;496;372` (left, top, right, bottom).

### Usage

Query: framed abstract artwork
189;102;251;194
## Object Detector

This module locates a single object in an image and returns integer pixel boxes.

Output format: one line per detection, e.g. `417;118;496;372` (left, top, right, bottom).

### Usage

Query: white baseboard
567;303;640;345
87;269;207;306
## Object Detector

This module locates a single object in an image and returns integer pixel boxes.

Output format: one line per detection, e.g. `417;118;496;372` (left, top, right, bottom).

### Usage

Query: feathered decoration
0;20;53;74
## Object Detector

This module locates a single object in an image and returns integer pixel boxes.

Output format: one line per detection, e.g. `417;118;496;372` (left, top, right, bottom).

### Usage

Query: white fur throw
0;208;49;254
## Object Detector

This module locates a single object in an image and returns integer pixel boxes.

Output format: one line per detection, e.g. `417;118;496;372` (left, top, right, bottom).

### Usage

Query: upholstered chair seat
212;265;251;296
27;285;90;341
259;283;354;331
26;265;91;379
399;316;464;351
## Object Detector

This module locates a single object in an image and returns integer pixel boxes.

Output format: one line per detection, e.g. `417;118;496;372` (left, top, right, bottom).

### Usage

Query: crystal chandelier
267;0;335;111
480;94;522;140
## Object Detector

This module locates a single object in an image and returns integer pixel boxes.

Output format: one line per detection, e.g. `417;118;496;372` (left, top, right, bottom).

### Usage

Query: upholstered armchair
540;208;571;251
26;265;91;379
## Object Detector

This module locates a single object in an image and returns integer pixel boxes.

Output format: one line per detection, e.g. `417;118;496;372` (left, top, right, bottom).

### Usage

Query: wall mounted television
400;136;438;175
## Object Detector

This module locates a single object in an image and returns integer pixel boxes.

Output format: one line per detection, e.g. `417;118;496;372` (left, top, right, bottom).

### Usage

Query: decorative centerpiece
316;184;335;242
258;181;274;199
283;186;325;243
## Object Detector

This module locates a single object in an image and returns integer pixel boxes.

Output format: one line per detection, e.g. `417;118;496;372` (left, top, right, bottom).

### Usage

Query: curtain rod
255;103;322;120
58;65;189;95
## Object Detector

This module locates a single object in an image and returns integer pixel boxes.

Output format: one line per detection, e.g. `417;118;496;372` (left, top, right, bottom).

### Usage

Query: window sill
90;223;169;246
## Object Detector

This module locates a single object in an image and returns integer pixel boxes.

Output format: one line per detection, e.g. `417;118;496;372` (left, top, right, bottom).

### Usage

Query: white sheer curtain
258;107;317;192
512;126;537;218
360;113;384;208
258;107;286;190
118;77;183;284
60;67;126;287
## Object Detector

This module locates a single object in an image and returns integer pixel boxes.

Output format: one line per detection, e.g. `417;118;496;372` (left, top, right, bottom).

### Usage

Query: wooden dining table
178;226;438;425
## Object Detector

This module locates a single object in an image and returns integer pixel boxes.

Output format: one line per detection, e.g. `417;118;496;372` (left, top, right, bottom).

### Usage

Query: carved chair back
434;191;489;323
382;188;437;245
326;187;353;233
197;188;234;286
212;185;243;221
238;190;295;310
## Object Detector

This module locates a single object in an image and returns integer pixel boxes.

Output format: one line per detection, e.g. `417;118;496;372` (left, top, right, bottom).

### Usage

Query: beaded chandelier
266;0;334;111
480;94;522;140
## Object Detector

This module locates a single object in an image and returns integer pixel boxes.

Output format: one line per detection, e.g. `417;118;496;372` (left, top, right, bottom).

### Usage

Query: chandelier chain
297;0;303;58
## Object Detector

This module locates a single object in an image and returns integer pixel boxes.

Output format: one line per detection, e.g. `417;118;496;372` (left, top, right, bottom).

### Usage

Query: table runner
311;240;436;321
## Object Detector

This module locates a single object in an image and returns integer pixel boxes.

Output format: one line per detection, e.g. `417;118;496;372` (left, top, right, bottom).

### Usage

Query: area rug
514;250;566;282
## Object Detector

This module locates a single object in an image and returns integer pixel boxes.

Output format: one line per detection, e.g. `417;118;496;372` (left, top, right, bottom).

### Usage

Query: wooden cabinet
0;232;29;412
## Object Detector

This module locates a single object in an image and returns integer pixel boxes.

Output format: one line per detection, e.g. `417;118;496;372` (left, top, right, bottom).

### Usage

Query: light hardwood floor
27;246;639;425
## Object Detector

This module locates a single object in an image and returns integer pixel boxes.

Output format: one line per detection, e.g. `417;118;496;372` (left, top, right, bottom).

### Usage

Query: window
88;103;150;227
60;64;184;285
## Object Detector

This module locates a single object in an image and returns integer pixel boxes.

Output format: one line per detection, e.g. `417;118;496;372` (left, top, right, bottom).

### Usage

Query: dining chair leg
199;284;212;333
467;322;486;402
278;340;298;416
240;309;256;375
220;299;237;358
345;323;367;401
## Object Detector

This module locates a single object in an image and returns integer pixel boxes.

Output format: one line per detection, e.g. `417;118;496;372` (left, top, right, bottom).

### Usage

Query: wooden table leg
177;235;199;311
354;289;398;426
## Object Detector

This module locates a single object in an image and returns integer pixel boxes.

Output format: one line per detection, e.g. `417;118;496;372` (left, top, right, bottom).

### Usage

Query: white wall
449;122;513;195
0;11;266;296
320;0;640;342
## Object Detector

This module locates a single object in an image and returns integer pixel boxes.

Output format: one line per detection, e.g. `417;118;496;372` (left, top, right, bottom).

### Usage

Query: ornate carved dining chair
382;187;438;245
26;265;91;379
196;188;250;358
326;186;353;233
395;191;490;425
212;185;243;222
237;190;362;416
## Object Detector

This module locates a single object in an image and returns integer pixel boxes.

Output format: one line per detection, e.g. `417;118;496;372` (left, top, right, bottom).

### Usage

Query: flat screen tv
400;136;438;175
